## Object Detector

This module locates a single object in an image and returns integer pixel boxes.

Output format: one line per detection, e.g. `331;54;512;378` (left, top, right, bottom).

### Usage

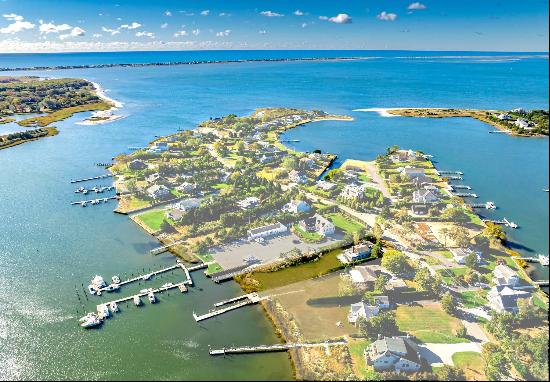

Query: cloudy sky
0;0;548;53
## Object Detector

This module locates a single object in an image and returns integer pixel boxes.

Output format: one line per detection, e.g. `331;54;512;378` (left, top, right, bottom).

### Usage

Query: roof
350;266;377;283
372;337;421;364
489;286;530;310
494;264;518;279
247;222;286;236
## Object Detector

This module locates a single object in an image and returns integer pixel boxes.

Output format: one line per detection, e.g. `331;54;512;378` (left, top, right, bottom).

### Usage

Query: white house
412;189;439;204
339;242;375;264
450;248;481;265
172;198;201;212
349;265;380;284
365;337;422;372
175;182;197;193
496;113;513;121
348;302;379;326
299;157;315;169
283;200;311;214
390;150;419;163
147;184;170;199
399;167;426;179
247;222;287;240
514;118;530;129
317;180;336;191
487;285;530;313
146;173;162;183
288;170;308;184
493;264;521;287
340;184;365;200
298;214;335;237
238;196;260;209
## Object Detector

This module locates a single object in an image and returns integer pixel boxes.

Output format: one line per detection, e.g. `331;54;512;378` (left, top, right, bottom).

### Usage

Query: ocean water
0;51;548;380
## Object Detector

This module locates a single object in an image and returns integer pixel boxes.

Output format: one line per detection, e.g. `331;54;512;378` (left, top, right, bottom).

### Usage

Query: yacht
161;282;174;289
133;295;141;306
91;275;107;288
80;313;102;329
148;292;156;304
111;275;121;284
109;302;119;313
538;254;549;266
87;285;97;295
97;304;110;319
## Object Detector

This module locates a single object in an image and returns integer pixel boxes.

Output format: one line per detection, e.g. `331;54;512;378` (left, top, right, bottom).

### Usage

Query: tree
436;365;465;381
374;273;388;293
464;252;479;269
413;267;442;297
381;250;412;276
486;311;516;338
440;227;450;247
357;311;398;340
441;207;469;224
441;291;456;315
449;226;471;247
338;274;356;297
454;322;467;338
281;156;298;170
483;222;506;243
371;240;383;259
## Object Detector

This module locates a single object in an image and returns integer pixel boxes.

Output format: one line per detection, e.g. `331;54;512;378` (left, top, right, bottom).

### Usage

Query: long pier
453;192;477;198
469;202;496;210
438;170;464;175
150;238;187;255
482;217;518;228
533;280;549;286
451;185;472;190
193;293;263;322
71;196;118;206
445;175;463;181
70;174;113;184
209;340;348;356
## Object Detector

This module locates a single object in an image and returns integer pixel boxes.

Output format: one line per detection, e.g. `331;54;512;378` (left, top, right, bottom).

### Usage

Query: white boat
79;312;96;322
97;304;110;319
109;302;119;313
111;275;121;284
161;283;174;289
133;295;141;306
81;201;87;207
538;254;549;266
83;189;89;195
75;187;85;193
105;284;120;292
87;284;97;295
148;292;156;304
91;275;106;288
80;313;102;329
142;273;152;281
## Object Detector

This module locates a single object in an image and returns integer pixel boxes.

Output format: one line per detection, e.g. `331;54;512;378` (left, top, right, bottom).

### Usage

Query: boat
538;254;549;266
148;292;156;304
75;186;85;193
87;284;97;295
178;284;187;293
91;275;107;288
79;312;97;322
142;273;152;281
104;284;120;292
161;282;174;289
111;275;121;284
81;201;87;207
486;201;496;210
97;304;110;319
80;313;102;329
133;295;141;306
109;302;119;313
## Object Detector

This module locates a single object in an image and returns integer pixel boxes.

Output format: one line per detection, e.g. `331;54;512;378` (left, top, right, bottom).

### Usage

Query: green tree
464;252;479;269
357;311;398;340
436;365;465;381
381;250;412;276
483;222;506;243
441;291;456;315
413;267;442;297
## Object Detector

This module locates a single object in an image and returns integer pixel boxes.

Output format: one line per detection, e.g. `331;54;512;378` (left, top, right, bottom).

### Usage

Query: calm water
0;51;548;380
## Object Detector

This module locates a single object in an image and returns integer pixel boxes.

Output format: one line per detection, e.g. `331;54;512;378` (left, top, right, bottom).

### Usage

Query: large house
283;200;311;214
147;184;170;200
411;175;434;189
288;170;308;184
487;285;530;313
175;182;197;193
316;180;336;191
399;167;425;179
349;265;381;285
237;196;260;209
128;159;147;170
493;264;520;287
339;242;375;264
412;189;439;204
365;336;422;372
514;118;530;129
450;248;481;265
390;150;420;163
146;173;162;184
247;222;287;240
172;198;201;212
340;184;365;200
298;214;335;237
348;302;380;326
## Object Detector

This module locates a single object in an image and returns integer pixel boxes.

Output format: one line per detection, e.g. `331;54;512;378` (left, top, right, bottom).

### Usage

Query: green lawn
460;291;487;308
195;253;214;263
348;339;372;380
434;250;453;259
212;183;230;189
438;267;468;285
325;213;364;234
136;209;169;231
452;351;486;379
396;305;469;344
205;262;224;275
293;224;323;242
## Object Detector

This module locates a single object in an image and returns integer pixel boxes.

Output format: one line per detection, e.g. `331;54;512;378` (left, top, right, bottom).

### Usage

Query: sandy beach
76;80;125;125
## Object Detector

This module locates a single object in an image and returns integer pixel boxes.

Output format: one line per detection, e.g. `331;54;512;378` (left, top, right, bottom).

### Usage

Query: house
298;214;335;236
147;184;170;200
340;184;365;200
148;141;168;153
283;200;311;214
365;336;422;372
399;167;425;179
175;182;197;193
166;209;186;222
411;175;433;189
511;108;526;114
146;173;162;184
450;248;481;265
348;302;380;326
128;159;147;170
390;150;419;163
496;113;513;121
288;170;308;184
339;242;375;263
247;222;287;240
373;295;390;309
317;180;336;191
299;157;314;169
514;118;530;129
410;204;430;216
237;196;260;209
349;265;380;284
493;264;520;287
412;189;439;204
487;285;530;313
386;277;408;292
172;198;201;212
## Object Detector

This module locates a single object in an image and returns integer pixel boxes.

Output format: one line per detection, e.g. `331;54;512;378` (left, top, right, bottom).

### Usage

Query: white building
247;222;287;240
340;184;365;200
487;285;530;313
282;200;311;214
288;170;308;184
298;214;335;237
493;264;521;287
317;180;336;191
348;302;380;326
365;337;422;373
496;113;513;121
237;196;260;209
450;248;481;265
514;118;530;129
412;189;439;204
175;182;197;193
147;184;170;199
172;198;201;212
399;167;426;179
146;173;162;183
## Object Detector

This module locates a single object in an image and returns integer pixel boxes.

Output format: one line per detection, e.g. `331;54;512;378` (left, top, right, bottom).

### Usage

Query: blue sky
0;0;548;52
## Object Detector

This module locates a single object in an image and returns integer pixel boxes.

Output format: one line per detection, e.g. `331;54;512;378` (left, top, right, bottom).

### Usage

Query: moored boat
148;291;156;304
133;295;141;306
109;301;119;313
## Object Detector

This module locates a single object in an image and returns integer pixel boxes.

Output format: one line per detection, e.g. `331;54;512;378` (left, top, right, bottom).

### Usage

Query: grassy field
348;339;372;379
460;291;487;308
325;213;364;234
452;351;486;380
293;224;323;242
396;305;469;344
136;209;169;231
195;253;215;263
205;262;223;275
18;102;112;127
438;267;468;285
252;249;344;291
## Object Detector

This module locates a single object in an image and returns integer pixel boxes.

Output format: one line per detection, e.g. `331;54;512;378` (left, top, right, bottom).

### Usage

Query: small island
0;76;117;150
386;108;549;136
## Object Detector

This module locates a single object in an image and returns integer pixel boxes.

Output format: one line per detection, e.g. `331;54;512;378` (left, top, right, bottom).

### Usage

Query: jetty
70;174;112;184
437;170;464;176
193;293;263;322
71;196;118;206
444;175;463;181
453;192;478;198
469;202;496;210
209;339;348;356
150;238;187;255
533;280;549;287
482;217;518;229
451;185;472;190
210;264;255;283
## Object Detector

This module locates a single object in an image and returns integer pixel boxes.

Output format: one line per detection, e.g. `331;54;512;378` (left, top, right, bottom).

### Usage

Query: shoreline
76;80;124;125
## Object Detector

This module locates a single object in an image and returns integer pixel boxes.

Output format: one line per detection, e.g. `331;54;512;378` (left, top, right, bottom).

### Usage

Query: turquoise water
0;51;548;380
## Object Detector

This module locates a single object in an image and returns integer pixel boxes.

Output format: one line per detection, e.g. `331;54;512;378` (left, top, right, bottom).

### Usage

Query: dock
533;280;549;287
150;238;187;255
193;293;263;322
209;339;348;356
70;174;112;184
444;175;463;181
482;217;518;229
469;201;496;210
71;196;118;206
210;264;255;283
451;185;472;190
437;170;464;176
453;192;478;198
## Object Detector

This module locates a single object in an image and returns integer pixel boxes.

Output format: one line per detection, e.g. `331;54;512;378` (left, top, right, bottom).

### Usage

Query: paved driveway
419;342;482;366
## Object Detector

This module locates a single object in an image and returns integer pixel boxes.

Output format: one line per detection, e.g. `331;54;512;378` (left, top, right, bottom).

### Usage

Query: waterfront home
390;150;420;163
412;189;439;204
340;184;366;200
237;196;260;210
348;302;380;326
166;209;186;222
282;200;311;214
493;264;521;287
172;198;201;212
411;175;434;189
146;173;162;184
317;180;336;191
450;248;481;265
128;159;147;170
514;118;530;129
398;167;426;180
349;265;380;285
497;113;513;121
299;157;314;169
511;108;526;114
175;182;197;193
298;214;335;237
288;170;308;184
487;285;530;313
147;184;171;200
339;242;375;264
247;222;287;240
365;336;422;372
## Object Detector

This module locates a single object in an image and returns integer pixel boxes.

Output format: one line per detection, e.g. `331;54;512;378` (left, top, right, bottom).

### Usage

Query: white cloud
408;2;427;10
192;28;200;36
120;22;141;30
102;26;120;35
215;29;231;37
218;12;230;17
377;11;398;21
160;23;168;29
59;26;85;40
0;19;35;34
136;31;155;38
3;13;23;21
39;21;71;34
92;33;102;38
173;30;187;37
293;10;304;16
328;13;352;24
165;11;172;17
200;10;210;16
301;22;308;28
259;30;267;35
318;16;328;20
260;11;284;17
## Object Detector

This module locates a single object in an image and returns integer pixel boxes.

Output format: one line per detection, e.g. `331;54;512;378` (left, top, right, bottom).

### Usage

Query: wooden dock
482;217;518;228
209;339;348;356
193;293;263;322
150;238;187;255
438;170;464;176
71;196;118;206
70;174;112;184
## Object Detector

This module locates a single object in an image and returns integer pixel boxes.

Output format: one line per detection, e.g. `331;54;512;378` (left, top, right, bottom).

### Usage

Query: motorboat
97;304;110;319
111;275;121;284
87;285;97;295
75;187;85;193
91;275;106;288
178;284;187;293
538;254;549;266
161;283;174;289
104;284;120;292
148;292;156;304
80;313;102;329
109;302;119;313
142;273;152;281
133;295;141;306
79;312;96;322
81;201;87;207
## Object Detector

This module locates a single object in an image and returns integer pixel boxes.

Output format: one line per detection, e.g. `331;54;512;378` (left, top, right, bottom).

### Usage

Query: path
419;342;482;366
365;161;391;199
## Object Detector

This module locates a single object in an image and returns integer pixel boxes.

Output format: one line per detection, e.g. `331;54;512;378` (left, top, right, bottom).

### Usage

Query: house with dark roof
412;189;439;204
487;285;530;313
365;336;422;372
348;302;380;326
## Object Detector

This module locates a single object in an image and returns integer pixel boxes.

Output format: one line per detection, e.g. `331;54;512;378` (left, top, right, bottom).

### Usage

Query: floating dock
482;217;518;228
209;340;348;356
71;196;118;206
193;293;263;322
70;174;112;184
451;185;472;190
437;170;464;176
453;192;477;198
469;202;496;210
